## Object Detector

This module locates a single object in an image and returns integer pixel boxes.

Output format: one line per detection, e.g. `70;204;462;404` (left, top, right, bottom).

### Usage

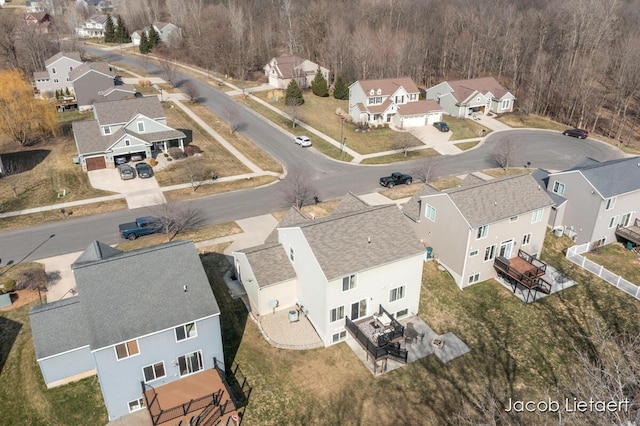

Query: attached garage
426;113;441;125
394;100;444;129
85;156;106;171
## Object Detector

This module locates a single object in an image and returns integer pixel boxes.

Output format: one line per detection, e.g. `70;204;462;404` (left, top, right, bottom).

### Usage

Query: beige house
403;174;554;288
264;55;329;89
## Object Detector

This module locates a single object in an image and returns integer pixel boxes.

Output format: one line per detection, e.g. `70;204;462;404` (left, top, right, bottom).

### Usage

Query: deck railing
345;305;408;364
141;381;224;426
213;357;252;409
616;218;640;244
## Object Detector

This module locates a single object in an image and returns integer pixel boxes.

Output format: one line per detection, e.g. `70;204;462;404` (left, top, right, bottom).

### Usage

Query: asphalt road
0;48;627;265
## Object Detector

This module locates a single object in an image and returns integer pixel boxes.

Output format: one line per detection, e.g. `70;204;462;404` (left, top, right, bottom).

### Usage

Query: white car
294;135;312;147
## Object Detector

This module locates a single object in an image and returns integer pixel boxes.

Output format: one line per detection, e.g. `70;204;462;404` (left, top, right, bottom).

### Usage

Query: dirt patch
0;289;42;311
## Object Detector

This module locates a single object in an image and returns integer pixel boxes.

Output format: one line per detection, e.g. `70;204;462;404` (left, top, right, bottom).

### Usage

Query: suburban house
70;62;135;111
77;0;114;13
425;77;516;117
24;11;52;33
131;22;182;47
76;14;116;38
33;51;82;95
233;193;425;347
348;77;443;128
264;55;330;90
29;241;228;421
72;96;185;171
402;174;554;288
537;157;640;246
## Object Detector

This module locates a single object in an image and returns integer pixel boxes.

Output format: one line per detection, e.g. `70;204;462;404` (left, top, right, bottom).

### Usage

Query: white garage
393;100;443;128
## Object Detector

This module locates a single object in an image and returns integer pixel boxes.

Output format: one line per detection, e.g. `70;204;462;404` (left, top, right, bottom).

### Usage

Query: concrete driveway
88;167;166;209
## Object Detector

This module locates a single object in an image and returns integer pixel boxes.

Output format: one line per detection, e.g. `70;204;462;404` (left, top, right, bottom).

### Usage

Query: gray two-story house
541;157;640;246
72;96;186;170
33;52;83;95
70;62;136;111
30;240;225;421
425;77;515;118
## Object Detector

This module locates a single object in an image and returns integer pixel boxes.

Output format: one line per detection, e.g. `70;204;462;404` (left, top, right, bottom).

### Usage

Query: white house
76;14;116;38
425;77;516;118
131;22;182;47
348;77;443;127
33;51;82;95
264;55;330;90
233;193;425;347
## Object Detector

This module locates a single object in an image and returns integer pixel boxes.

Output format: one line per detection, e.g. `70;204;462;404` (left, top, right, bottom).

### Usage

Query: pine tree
115;16;131;43
333;76;349;100
148;25;160;48
311;68;329;97
104;15;115;43
285;79;304;106
65;87;71;97
139;32;150;54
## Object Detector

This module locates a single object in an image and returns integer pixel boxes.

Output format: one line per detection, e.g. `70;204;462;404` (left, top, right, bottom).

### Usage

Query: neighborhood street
0;48;626;265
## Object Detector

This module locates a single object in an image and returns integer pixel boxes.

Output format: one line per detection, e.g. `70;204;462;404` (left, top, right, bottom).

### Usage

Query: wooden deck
494;250;551;302
616;222;640;246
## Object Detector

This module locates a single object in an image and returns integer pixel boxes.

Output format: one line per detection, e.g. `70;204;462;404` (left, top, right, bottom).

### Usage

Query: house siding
258;278;298;316
124;115;171;134
233;252;260;313
547;173;600;244
109;135;150;162
73;72;114;109
94;315;224;421
37;56;81;93
593;192;637;245
38;346;95;386
348;83;367;123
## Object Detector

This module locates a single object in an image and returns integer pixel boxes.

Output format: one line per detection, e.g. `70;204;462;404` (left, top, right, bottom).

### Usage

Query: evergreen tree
65;87;71;97
333;76;349;100
285;79;304;106
54;89;60;99
311;68;329;97
104;15;115;43
148;25;160;48
115;16;131;43
139;32;150;54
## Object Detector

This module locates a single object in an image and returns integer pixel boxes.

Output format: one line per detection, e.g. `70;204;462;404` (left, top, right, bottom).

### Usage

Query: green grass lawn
585;243;640;284
446;117;491;140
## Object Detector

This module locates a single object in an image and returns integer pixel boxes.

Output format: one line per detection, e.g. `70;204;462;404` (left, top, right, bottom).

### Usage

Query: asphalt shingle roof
93;96;165;126
532;168;566;207
402;184;440;222
45;51;81;67
265;207;309;244
69;62;114;81
358;77;419;96
240;243;297;288
397;100;442;116
332;192;371;215
447;77;509;103
72;120;123;154
571;157;640;198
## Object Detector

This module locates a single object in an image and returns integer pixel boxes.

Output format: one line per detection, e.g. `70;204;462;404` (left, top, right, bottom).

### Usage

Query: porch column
179;138;184;151
163;141;168;152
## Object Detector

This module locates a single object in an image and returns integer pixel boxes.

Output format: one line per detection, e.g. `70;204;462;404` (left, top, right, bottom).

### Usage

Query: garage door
426;113;442;125
85;156;106;171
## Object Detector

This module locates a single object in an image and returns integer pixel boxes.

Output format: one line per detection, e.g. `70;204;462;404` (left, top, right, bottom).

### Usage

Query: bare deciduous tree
281;164;317;208
181;157;209;191
394;133;411;157
412;157;435;184
182;80;200;103
158;56;178;86
286;97;303;129
151;200;206;241
490;139;513;169
225;101;241;134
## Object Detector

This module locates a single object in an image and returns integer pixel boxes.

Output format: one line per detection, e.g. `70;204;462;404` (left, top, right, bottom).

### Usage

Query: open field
496;113;569;130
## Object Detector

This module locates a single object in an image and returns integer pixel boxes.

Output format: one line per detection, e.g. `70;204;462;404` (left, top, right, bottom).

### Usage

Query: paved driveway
88;168;166;208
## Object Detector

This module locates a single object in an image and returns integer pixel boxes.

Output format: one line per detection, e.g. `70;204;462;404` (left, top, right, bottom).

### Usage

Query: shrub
168;147;186;160
163;152;169;158
184;145;202;156
148;158;157;167
2;278;16;293
15;268;47;290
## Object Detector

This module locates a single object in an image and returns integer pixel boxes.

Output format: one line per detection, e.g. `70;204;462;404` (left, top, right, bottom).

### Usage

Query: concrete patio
256;308;324;350
495;264;578;303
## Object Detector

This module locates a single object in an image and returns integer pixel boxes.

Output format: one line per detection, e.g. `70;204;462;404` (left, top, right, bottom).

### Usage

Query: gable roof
239;243;297;288
396;100;442;116
72;241;121;267
459;174;487;187
402;184;440;222
332;191;371;215
45;51;82;67
561;157;640;198
268;55;310;79
93;96;165;125
532;168;566;207
442;174;553;227
356;77;420;97
69;61;114;81
72;240;219;350
296;204;423;281
447;77;510;103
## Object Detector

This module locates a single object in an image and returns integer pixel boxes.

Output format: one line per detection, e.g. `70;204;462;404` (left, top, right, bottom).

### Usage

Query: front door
499;239;514;258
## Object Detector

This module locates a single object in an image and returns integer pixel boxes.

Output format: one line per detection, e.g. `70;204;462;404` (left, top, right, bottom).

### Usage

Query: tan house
264;55;329;90
402;174;554;288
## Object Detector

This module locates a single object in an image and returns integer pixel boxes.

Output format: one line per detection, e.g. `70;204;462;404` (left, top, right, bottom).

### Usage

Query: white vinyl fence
566;243;640;300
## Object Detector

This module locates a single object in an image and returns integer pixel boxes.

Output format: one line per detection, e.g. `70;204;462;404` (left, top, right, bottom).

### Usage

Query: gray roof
93;96;165;126
69;61;114;81
30;297;90;359
459;174;487;187
265;206;309;244
34;71;49;80
72;241;121;268
332;192;371;215
532;168;566;207
570;157;640;198
129;129;186;143
443;174;555;227
240;243;297;288
71;240;219;350
72;120;118;154
297;204;424;281
45;51;82;67
402;184;440;222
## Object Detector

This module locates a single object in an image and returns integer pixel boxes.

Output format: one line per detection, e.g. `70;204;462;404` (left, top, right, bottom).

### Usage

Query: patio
258;307;324;350
495;263;577;303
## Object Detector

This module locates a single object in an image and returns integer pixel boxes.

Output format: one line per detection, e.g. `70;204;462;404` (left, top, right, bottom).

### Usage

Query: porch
615;218;640;248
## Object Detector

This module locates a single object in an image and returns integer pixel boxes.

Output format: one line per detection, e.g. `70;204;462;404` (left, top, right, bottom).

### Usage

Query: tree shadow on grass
0;316;22;377
1;149;51;175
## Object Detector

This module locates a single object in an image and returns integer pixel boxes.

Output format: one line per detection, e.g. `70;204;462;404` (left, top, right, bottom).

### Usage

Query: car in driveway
294;135;312;147
433;121;449;132
117;164;136;180
130;153;144;162
562;128;588;139
135;162;154;178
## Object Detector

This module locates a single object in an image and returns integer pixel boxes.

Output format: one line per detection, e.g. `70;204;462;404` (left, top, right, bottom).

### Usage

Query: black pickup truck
379;172;413;188
119;216;163;240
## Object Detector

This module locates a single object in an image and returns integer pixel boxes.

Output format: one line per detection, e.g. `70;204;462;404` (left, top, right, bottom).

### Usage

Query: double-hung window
143;361;166;382
531;208;544;223
330;306;344;322
389;285;406;302
484;245;496;261
477;225;488;239
342;274;356;291
425;205;436;221
175;322;197;341
115;339;139;360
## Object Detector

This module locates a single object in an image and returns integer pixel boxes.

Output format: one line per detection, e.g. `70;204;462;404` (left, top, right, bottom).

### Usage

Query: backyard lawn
584;242;640;285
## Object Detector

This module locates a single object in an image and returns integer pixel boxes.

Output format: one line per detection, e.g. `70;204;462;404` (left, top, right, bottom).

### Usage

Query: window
620;212;632;227
389;285;406;302
469;249;478;257
468;273;480;284
103;126;111;135
552;181;565;196
66;77;70;81
289;246;294;261
484;245;496;261
53;78;59;83
115;339;139;360
143;361;166;382
509;216;518;222
350;299;367;320
605;197;616;210
502;99;510;109
51;67;56;74
124;139;130;146
178;351;203;376
137;121;145;132
609;215;619;228
342;274;356;291
396;308;409;319
332;330;347;343
128;398;145;413
69;66;73;71
425;205;436;221
531;208;544;223
175;322;197;341
409;93;417;101
329;306;344;323
522;233;531;246
477;225;488;239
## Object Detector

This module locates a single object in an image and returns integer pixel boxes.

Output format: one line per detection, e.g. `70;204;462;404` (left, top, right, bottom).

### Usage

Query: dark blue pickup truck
119;216;163;240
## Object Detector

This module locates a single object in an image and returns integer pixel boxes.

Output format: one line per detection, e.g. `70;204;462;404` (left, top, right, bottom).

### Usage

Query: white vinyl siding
330;306;344;322
531;208;544;223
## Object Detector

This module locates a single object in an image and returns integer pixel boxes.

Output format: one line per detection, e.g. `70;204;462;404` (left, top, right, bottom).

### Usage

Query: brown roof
364;98;394;114
45;51;82;67
271;55;306;79
240;244;297;288
396;100;442;116
128;129;186;143
332;192;371;215
93;96;165;125
33;71;49;80
265;206;310;244
447;77;509;103
358;77;419;97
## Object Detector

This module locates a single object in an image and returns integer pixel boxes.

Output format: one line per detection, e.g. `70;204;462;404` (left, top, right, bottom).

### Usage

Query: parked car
433;121;449;132
114;156;127;165
118;216;163;240
130;153;144;162
117;164;136;180
135;162;154;178
562;128;588;139
294;135;312;147
380;172;413;188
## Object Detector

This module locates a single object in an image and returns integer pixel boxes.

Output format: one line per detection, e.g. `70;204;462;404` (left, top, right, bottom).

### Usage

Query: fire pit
431;336;445;349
